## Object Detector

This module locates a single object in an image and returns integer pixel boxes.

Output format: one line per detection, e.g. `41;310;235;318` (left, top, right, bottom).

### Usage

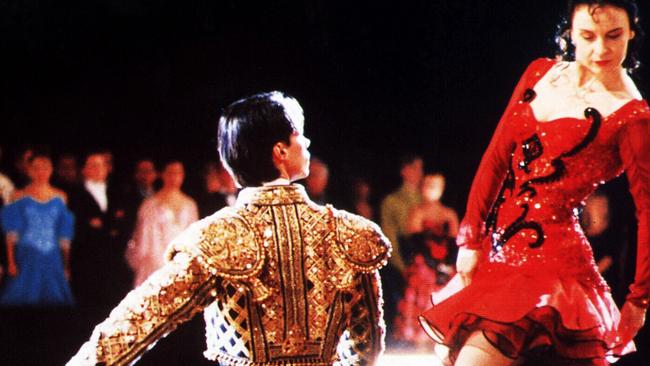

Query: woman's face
162;162;185;189
28;156;53;184
421;175;444;202
571;4;635;74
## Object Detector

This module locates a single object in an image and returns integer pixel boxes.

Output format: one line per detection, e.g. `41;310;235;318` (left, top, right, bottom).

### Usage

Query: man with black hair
68;91;391;366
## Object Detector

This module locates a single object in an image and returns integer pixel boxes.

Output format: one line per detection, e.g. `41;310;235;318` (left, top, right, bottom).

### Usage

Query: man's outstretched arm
67;251;216;366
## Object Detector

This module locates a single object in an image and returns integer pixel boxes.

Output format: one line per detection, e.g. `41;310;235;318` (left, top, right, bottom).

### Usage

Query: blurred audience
196;161;228;218
9;145;34;189
52;152;80;195
68;150;131;316
132;159;158;200
581;188;622;298
379;153;423;342
351;176;374;220
380;154;423;274
102;149;115;177
405;173;459;245
0;147;12;282
126;160;198;287
0;151;75;306
218;163;238;207
0;146;15;206
392;173;458;348
122;158;159;231
305;157;329;205
392;255;440;351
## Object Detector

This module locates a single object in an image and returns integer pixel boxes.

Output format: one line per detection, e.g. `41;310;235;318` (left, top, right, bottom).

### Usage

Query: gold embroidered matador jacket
67;185;391;366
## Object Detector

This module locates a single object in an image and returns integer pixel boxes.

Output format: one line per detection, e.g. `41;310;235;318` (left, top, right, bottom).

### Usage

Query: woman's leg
454;331;515;366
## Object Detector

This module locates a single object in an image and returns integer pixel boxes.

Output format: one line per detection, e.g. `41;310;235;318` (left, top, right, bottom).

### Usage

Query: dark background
1;1;649;365
1;1;649;208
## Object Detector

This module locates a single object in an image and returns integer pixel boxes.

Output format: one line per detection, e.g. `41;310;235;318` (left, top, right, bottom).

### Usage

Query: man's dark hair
27;146;53;164
81;148;109;166
218;91;301;187
399;153;422;170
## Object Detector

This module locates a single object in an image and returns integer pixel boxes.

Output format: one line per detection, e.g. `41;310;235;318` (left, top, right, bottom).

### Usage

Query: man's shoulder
380;188;404;207
166;206;264;279
329;206;391;273
168;206;241;247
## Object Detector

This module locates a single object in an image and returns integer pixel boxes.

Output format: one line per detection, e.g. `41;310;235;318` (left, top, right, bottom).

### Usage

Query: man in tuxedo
68;150;131;317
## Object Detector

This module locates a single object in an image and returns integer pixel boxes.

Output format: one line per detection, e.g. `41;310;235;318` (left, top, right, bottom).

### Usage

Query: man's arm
337;271;385;366
67;251;217;366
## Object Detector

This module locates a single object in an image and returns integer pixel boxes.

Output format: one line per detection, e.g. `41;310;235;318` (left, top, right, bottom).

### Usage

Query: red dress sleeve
457;58;552;249
618;114;650;308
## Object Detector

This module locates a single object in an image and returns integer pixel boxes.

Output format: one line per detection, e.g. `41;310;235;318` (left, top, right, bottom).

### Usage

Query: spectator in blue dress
0;151;75;306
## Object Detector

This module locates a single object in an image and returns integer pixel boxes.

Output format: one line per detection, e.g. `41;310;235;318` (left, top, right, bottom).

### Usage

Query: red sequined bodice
457;58;650;306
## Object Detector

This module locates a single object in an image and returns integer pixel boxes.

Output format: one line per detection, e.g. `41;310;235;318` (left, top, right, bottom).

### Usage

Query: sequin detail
67;185;391;366
490;106;604;260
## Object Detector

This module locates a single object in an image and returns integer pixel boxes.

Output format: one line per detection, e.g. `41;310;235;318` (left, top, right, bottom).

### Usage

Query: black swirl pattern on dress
486;167;515;235
520;107;602;188
493;108;602;250
518;134;543;174
492;204;545;251
522;88;537;103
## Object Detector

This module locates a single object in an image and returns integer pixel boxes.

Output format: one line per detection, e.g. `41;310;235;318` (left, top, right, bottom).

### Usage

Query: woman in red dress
393;174;459;350
419;1;649;365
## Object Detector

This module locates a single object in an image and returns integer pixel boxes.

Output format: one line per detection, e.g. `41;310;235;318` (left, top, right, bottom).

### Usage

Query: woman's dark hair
218;91;300;187
555;0;644;74
27;146;52;164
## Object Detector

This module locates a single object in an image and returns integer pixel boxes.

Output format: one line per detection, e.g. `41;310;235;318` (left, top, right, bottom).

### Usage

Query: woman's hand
619;301;647;345
456;247;480;287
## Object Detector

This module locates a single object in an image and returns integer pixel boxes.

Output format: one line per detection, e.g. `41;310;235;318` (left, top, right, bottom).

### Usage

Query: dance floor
378;353;442;365
1;308;648;365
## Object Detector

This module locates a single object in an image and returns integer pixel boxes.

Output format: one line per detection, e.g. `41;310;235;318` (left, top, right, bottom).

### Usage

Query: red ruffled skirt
419;265;635;365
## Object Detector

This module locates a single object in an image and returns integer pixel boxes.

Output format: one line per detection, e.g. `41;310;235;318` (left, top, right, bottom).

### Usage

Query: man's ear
272;142;289;162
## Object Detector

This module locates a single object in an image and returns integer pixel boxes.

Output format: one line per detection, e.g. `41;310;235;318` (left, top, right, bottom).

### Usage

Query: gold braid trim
92;254;217;366
196;213;272;301
330;208;391;290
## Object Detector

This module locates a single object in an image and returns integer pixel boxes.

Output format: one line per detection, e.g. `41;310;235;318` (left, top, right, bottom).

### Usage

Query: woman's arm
58;204;75;280
5;233;18;276
617;116;650;343
457;59;549;250
456;59;550;285
60;239;71;280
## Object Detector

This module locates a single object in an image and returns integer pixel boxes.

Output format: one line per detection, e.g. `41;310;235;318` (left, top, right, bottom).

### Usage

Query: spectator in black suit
52;152;80;196
68;150;131;318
